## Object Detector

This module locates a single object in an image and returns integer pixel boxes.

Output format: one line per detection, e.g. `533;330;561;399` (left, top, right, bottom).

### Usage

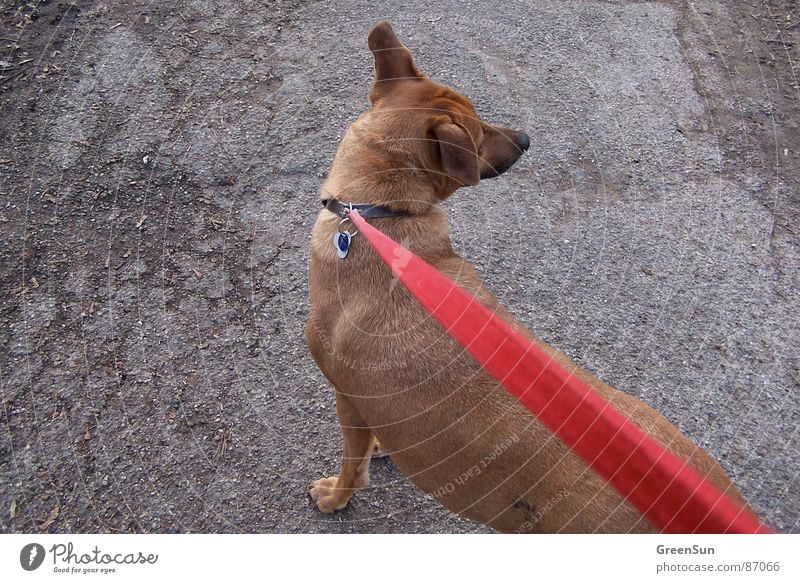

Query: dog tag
333;231;352;259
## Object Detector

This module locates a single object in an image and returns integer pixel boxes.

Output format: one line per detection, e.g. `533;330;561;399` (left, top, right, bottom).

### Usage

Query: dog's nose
516;132;530;152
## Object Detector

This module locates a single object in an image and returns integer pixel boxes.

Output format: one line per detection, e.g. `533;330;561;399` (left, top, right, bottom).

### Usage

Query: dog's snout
516;132;530;152
479;126;530;180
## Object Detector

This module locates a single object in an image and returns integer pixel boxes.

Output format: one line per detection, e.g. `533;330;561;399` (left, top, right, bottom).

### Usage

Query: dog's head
364;21;529;200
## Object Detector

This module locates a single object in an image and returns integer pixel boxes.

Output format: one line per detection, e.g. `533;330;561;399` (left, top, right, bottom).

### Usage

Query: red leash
348;210;770;534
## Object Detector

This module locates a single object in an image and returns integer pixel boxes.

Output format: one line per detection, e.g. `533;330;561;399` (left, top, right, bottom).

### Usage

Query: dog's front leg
309;392;376;513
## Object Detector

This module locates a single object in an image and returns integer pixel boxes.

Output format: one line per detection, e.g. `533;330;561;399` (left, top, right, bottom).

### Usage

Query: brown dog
306;21;750;533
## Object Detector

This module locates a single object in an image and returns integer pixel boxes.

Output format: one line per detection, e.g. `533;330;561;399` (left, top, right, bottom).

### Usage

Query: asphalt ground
1;0;797;532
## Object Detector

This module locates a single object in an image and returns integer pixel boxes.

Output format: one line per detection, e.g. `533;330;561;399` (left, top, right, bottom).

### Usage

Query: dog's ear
434;122;480;186
368;21;422;101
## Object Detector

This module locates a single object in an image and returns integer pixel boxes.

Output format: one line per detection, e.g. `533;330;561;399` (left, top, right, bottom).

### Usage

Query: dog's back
309;203;747;532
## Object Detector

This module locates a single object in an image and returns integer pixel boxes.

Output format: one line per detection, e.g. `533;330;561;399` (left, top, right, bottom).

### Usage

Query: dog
306;21;750;533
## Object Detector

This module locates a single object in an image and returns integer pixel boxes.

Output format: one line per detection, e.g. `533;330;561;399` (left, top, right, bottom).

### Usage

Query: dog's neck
322;167;436;216
321;117;450;216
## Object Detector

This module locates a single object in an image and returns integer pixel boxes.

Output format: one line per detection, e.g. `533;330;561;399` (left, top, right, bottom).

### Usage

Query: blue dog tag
333;231;352;259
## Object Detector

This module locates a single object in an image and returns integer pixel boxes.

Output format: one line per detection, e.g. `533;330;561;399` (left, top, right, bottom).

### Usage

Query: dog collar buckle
322;198;407;259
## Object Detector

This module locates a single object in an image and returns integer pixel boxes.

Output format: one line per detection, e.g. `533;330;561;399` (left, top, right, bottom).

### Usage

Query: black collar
321;198;409;219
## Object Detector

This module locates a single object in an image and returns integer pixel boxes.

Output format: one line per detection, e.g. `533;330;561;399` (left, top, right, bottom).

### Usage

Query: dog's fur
306;21;750;533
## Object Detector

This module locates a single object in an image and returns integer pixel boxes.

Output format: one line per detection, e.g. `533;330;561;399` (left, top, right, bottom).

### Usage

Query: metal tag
333;231;352;259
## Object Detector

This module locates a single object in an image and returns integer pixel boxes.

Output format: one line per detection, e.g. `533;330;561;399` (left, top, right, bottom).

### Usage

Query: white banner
1;534;796;582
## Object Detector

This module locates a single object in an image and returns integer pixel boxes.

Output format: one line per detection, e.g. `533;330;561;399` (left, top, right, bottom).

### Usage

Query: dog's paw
308;476;349;513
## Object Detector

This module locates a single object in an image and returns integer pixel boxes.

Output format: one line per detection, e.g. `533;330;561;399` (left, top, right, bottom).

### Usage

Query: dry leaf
39;503;60;530
10;497;17;519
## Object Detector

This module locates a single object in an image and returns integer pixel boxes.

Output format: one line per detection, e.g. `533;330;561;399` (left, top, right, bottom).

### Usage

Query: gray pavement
1;0;797;533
